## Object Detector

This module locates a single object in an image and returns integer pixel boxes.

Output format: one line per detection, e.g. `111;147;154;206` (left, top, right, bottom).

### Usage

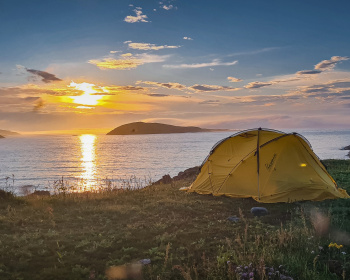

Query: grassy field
0;159;349;280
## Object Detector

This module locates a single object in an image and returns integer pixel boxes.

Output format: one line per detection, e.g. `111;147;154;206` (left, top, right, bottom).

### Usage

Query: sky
1;0;350;134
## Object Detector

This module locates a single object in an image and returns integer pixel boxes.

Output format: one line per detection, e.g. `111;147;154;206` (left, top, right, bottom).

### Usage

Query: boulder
341;145;350;150
173;166;200;181
154;174;172;185
251;207;268;217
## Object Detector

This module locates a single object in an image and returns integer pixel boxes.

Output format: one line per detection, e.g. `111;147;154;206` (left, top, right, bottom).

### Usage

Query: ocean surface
0;129;349;194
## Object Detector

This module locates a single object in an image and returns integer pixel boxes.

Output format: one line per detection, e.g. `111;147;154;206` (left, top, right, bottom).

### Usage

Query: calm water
0;130;349;193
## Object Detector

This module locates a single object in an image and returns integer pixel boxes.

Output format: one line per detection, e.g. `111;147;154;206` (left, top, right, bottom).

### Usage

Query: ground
0;160;349;280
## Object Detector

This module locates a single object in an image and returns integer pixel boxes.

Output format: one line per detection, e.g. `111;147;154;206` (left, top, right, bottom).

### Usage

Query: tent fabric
186;128;349;203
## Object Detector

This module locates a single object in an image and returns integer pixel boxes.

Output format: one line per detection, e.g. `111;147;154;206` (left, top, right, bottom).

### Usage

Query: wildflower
318;246;323;250
311;250;315;254
341;251;346;255
328;242;344;249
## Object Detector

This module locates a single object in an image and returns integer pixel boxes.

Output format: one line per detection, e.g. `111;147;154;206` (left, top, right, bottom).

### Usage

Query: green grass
0;160;349;280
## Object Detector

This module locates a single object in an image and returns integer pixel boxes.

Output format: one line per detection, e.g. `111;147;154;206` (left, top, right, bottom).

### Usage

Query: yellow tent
186;128;349;203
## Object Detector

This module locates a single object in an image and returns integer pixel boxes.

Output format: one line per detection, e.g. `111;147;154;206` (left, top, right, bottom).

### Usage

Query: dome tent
186;128;349;203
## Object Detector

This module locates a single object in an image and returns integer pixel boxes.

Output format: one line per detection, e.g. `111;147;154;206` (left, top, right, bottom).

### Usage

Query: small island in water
0;129;19;136
106;122;224;135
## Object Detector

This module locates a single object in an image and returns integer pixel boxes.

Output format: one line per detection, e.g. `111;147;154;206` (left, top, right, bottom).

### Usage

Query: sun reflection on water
79;134;97;190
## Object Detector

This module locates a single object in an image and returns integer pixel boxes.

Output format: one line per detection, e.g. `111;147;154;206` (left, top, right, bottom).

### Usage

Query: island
0;129;19;136
106;122;223;135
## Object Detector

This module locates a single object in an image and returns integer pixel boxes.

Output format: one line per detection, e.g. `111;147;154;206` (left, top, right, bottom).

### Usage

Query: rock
30;190;51;196
0;135;4;139
251;207;268;217
173;166;200;181
154;166;200;185
139;259;151;265
154;174;172;185
227;216;240;222
341;145;350;150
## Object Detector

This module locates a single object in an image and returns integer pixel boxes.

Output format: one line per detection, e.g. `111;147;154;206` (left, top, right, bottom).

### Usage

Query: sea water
0;130;349;193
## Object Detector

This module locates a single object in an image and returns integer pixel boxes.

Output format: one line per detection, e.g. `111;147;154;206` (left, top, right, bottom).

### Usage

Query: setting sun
69;81;107;106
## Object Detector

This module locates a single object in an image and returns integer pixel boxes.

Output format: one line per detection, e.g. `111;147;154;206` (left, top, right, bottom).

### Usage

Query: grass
0;159;349;280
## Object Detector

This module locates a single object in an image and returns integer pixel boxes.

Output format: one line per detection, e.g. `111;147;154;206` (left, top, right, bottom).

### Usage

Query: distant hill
0;129;19;136
107;122;222;135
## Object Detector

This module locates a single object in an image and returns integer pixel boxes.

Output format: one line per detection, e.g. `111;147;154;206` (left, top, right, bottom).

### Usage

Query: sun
69;82;107;106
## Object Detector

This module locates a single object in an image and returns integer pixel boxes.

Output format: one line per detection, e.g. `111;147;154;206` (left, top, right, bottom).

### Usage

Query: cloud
314;56;349;71
288;79;350;99
88;57;142;70
296;70;322;75
124;7;148;23
183;37;193;40
148;93;169;97
125;41;180;50
137;53;170;63
199;100;220;105
244;81;273;89
26;68;62;83
163;59;238;69
137;80;186;90
227;76;243;82
228;47;280;57
162;5;174;10
137;80;241;93
88;53;170;70
242;55;349;90
189;84;240;92
33;98;44;112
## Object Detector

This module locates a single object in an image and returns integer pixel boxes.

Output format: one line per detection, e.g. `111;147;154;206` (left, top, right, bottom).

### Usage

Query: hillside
106;122;220;135
0;129;19;136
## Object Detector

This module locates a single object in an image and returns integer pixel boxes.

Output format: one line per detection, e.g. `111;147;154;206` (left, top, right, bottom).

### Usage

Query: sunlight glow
69;82;107;106
79;134;97;190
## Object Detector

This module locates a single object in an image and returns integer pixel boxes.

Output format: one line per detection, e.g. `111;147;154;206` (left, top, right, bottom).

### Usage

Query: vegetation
0;160;349;280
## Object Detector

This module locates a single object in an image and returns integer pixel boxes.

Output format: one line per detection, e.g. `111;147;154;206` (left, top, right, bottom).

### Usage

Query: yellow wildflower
328;242;343;249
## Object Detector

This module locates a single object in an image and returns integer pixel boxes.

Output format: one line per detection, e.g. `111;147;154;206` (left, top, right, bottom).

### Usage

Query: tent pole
257;127;261;200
